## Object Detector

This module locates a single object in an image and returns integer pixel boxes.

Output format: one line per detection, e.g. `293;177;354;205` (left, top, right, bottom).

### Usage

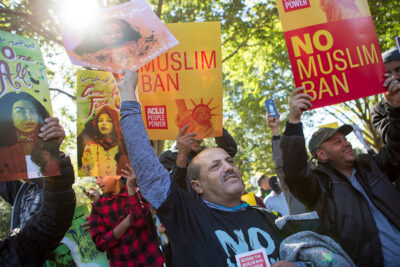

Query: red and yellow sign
276;0;386;109
138;22;223;140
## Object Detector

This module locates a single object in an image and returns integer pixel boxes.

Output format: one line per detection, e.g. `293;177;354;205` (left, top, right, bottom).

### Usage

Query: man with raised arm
117;70;300;267
281;85;400;266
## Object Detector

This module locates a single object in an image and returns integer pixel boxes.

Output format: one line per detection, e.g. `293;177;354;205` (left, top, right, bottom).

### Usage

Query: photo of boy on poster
78;106;129;177
0;92;60;181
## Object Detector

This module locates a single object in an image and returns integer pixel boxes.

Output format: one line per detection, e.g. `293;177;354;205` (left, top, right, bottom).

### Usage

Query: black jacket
281;108;400;267
0;154;76;266
371;100;390;145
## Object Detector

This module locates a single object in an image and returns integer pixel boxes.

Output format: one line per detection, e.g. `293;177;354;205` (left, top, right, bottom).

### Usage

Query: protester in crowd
117;70;306;267
0;92;60;180
0;117;66;230
78;106;129;176
257;174;271;198
266;113;307;215
74;18;141;56
371;47;400;191
263;176;289;216
280;86;400;266
0;128;76;265
371;47;400;145
159;122;237;190
89;164;164;266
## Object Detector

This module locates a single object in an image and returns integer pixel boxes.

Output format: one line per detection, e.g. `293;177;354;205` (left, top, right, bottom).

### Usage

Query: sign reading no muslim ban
276;0;386;109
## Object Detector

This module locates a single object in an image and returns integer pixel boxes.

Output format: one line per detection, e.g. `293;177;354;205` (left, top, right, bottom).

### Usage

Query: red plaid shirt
89;186;164;267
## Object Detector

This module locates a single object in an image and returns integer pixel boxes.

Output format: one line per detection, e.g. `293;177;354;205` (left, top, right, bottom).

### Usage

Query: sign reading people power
60;0;178;73
138;22;223;140
0;30;60;181
77;69;129;177
276;0;386;109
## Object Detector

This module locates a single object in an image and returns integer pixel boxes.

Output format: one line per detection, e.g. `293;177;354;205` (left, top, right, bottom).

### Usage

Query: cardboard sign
77;69;129;177
276;0;386;109
241;193;257;206
318;122;339;129
44;205;109;266
60;0;178;72
138;22;223;140
235;248;271;267
264;100;278;118
0;30;60;181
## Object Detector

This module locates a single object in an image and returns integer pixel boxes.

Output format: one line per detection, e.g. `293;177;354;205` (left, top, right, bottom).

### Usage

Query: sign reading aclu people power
138;22;223;140
60;0;178;73
77;69;129;177
0;31;60;181
276;0;386;109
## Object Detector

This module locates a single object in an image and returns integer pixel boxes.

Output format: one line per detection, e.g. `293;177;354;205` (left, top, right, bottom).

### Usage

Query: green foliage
0;199;12;239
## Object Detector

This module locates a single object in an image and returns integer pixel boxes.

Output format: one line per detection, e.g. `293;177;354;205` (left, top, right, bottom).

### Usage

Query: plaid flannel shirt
89;186;164;267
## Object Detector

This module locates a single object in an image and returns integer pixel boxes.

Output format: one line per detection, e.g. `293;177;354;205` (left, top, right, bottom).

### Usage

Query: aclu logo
145;106;168;129
282;0;311;12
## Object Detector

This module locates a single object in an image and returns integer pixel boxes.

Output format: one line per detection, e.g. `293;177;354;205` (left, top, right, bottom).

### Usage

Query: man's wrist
271;128;279;136
176;154;187;168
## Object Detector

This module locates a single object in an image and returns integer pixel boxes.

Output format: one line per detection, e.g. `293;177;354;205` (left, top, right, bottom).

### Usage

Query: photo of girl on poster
72;18;158;70
0;92;60;180
78;106;129;177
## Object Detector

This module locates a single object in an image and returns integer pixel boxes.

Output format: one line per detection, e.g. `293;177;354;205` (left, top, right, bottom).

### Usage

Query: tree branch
49;88;76;100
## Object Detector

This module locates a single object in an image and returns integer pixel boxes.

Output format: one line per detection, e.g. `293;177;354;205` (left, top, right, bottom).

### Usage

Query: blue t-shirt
348;169;400;266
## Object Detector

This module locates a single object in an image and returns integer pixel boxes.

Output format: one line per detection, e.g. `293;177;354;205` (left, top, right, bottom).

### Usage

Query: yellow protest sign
77;69;129;177
138;22;223;140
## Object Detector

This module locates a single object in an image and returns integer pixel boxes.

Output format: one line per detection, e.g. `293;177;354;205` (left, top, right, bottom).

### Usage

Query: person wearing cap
371;47;400;145
263;176;289;216
280;87;400;266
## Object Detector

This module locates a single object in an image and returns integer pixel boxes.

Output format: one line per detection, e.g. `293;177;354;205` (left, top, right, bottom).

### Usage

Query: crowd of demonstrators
88;165;164;267
266;113;308;215
114;69;362;267
280;67;400;267
0;118;76;266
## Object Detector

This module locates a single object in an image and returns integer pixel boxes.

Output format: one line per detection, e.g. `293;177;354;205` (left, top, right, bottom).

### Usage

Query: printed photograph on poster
276;0;386;109
60;0;179;73
44;205;108;267
0;30;60;181
77;70;129;177
174;98;221;139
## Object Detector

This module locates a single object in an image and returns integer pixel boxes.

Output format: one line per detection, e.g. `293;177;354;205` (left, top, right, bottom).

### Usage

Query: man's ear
190;179;203;195
316;149;328;162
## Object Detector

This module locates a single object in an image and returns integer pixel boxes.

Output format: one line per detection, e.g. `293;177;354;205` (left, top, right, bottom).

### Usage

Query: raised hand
114;70;139;102
289;87;312;123
266;113;280;136
38;117;65;148
176;124;197;168
383;73;400;108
